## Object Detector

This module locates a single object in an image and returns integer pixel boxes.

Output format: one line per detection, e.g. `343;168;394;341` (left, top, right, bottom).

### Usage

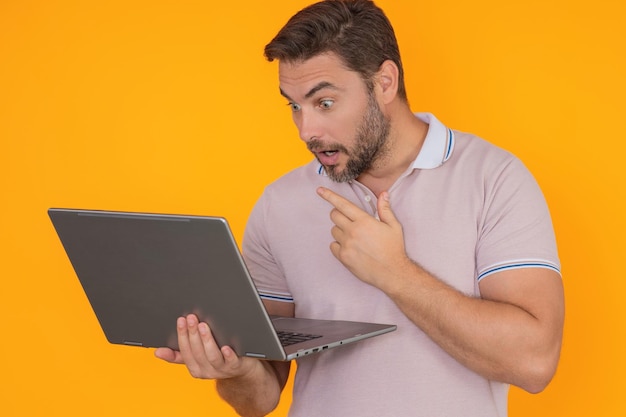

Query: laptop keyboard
277;331;322;347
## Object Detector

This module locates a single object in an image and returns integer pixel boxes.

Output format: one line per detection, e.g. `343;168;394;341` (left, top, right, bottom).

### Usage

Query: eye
319;99;334;110
287;102;301;112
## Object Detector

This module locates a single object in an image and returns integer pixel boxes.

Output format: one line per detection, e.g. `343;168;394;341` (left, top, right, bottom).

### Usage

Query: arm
384;261;563;393
317;187;564;393
216;300;293;416
154;300;294;416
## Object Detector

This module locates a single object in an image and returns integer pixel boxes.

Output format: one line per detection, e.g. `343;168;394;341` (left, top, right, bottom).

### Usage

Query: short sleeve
242;192;294;303
475;156;561;281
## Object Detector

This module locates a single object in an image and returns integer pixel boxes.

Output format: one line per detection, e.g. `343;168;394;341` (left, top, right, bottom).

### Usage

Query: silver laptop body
48;208;396;361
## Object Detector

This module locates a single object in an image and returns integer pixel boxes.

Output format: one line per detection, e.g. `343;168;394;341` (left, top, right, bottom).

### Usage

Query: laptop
48;208;396;361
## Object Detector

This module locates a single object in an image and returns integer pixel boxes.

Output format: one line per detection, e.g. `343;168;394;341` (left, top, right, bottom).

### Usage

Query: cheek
328;111;360;140
291;114;306;140
291;111;300;126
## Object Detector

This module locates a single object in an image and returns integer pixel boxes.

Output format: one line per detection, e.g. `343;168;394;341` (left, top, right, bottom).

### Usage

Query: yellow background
1;0;624;415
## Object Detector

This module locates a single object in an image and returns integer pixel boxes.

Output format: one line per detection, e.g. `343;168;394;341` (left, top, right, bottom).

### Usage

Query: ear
376;60;399;104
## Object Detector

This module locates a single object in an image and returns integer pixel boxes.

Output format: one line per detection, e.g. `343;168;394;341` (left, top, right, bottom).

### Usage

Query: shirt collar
412;112;455;170
315;112;454;176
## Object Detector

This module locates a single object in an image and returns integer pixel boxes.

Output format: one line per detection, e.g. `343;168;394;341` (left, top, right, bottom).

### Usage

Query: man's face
278;53;390;182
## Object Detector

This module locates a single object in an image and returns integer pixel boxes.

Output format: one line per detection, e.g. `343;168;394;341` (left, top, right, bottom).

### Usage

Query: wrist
380;256;422;297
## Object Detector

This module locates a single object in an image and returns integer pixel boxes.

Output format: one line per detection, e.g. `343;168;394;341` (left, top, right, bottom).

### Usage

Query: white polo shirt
243;113;560;417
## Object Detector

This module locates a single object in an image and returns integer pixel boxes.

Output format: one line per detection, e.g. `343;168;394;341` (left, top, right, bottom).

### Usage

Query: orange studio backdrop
1;1;624;416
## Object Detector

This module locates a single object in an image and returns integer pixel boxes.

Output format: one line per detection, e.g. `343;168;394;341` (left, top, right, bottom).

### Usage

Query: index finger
316;187;367;221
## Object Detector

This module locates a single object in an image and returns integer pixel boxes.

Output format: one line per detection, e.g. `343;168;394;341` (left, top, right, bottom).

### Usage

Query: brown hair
264;0;407;100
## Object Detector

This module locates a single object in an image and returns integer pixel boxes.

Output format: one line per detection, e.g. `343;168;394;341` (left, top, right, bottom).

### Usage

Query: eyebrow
279;81;339;102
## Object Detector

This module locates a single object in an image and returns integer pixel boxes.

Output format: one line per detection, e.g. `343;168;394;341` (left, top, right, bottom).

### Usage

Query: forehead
278;53;365;100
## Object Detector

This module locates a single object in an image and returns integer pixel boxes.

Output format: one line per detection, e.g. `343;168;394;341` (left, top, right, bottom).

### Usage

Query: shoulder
450;130;535;188
264;159;320;195
249;159;333;224
453;130;516;166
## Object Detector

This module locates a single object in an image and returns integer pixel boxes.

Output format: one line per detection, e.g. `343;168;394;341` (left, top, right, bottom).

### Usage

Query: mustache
307;139;349;154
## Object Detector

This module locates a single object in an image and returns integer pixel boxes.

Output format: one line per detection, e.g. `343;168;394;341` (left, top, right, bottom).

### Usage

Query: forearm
216;360;287;417
316;186;563;392
383;258;563;393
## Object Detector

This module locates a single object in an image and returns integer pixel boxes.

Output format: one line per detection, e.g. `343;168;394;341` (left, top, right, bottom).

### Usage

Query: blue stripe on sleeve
478;262;561;281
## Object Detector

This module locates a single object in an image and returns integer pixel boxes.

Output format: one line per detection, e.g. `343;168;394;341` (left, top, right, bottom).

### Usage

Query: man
155;1;564;416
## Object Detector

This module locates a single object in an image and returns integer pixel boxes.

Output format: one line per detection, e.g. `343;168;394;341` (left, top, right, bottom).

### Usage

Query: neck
357;107;428;196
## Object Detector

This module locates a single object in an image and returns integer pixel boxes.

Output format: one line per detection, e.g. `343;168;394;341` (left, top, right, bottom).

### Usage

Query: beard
308;91;391;183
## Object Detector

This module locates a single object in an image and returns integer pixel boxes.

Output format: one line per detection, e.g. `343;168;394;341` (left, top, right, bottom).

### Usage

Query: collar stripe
444;128;454;161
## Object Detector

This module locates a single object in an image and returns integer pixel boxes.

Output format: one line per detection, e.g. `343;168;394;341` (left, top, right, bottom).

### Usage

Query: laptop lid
48;208;396;361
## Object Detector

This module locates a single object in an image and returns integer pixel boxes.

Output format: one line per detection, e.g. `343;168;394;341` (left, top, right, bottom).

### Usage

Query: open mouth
314;149;341;166
307;140;347;165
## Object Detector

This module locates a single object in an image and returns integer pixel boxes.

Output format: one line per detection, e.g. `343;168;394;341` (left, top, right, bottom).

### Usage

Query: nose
295;109;322;143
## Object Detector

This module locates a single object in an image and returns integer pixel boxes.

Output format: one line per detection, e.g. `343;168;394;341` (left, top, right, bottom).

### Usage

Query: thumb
377;191;397;225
